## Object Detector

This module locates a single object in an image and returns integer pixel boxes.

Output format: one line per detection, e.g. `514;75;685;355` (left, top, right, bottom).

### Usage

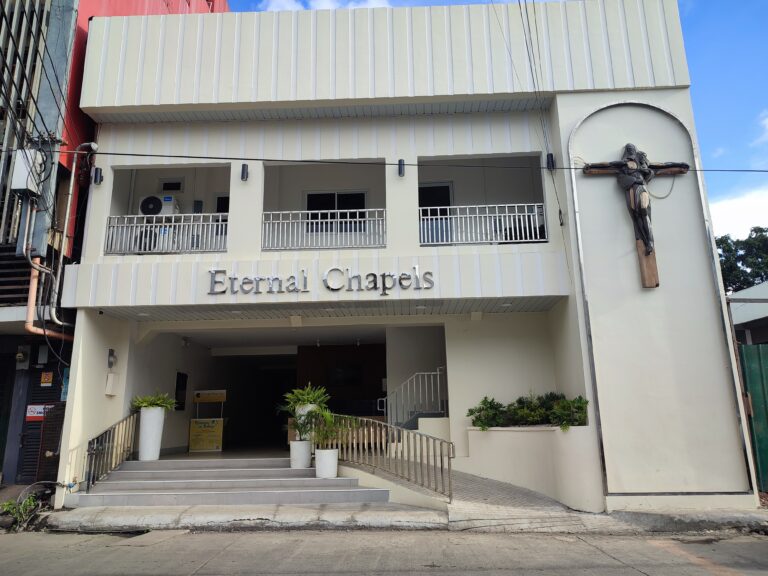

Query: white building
56;0;758;512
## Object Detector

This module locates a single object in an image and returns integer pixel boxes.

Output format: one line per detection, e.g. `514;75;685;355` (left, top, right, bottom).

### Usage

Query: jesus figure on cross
583;143;690;288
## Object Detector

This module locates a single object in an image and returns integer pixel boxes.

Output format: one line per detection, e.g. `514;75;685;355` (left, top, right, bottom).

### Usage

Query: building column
385;155;420;252
226;160;264;257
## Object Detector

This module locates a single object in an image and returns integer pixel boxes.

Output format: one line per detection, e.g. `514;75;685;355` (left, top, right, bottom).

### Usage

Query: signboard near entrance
189;418;224;452
193;389;226;403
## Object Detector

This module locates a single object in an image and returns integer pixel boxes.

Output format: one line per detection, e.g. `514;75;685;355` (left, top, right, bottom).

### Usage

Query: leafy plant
507;393;549;426
131;392;176;411
466;396;507;430
550;396;589;431
310;408;342;447
1;495;39;532
289;412;314;441
283;384;330;414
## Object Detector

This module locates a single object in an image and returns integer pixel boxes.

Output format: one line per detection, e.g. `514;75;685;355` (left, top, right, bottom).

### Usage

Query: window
306;191;366;232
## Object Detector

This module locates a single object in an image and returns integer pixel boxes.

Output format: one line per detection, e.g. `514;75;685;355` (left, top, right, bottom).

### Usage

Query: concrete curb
610;510;768;534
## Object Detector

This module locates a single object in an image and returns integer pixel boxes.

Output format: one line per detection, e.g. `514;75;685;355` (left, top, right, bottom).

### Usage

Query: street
0;530;767;575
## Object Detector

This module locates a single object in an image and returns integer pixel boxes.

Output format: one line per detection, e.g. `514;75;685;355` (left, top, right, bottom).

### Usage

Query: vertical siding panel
276;12;294;100
392;8;410;97
237;12;256;102
179;15;199;105
507;4;532;92
218;14;236;102
354;9;371;99
373;8;389;98
661;0;689;85
334;10;351;100
584;0;611;88
530;3;552;91
81;19;105;108
430;7;450;95
565;2;589;90
488;3;511;94
139;17;161;105
315;11;331;100
603;0;631;88
545;3;569;90
296;11;314;100
101;19;125;106
642;0;672;86
468;5;489;94
198;15;218;102
117;19;141;106
448;6;469;95
411;8;430;96
623;0;651;86
256;12;275;102
160;16;181;104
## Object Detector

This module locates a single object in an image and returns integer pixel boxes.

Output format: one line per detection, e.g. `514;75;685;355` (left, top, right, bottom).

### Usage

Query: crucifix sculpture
582;143;690;288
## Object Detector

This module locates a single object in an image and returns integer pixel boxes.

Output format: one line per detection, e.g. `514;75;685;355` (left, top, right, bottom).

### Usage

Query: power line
8;148;767;174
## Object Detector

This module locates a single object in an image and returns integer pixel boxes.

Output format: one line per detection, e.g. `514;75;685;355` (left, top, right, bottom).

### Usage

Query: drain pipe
49;142;97;327
25;257;73;342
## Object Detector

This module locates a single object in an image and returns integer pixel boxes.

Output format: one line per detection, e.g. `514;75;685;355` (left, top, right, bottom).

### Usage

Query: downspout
49;142;97;326
25;257;73;342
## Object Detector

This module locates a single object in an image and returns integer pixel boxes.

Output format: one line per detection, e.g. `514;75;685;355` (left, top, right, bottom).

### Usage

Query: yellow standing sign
189;418;224;452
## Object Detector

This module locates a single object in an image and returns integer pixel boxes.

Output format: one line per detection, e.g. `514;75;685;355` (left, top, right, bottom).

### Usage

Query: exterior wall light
241;163;249;181
398;159;405;177
93;166;103;185
107;348;117;369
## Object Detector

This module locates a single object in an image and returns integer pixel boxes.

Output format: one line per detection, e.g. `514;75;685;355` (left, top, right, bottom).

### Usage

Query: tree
716;226;768;292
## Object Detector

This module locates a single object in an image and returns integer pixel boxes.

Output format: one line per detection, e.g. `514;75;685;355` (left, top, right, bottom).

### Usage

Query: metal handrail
318;413;454;500
419;202;547;245
262;208;386;249
79;412;138;492
380;367;448;428
104;213;228;254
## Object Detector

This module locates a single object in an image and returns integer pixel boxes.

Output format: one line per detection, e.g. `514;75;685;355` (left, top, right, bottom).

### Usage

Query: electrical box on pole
10;149;44;198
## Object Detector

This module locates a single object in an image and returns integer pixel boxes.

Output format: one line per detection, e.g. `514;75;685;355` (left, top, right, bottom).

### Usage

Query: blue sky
228;0;767;238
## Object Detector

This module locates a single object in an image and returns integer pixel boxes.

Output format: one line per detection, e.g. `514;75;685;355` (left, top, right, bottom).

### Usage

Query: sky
227;0;767;239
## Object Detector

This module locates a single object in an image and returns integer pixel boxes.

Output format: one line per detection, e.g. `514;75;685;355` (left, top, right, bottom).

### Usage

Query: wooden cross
582;143;689;288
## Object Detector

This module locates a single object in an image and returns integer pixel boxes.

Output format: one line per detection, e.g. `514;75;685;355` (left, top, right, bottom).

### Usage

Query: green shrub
310;408;342;447
466;396;507;430
1;495;39;532
283;384;330;414
467;393;588;431
130;393;176;411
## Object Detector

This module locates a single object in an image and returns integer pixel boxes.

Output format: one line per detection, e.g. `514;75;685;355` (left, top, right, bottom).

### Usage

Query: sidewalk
42;471;768;534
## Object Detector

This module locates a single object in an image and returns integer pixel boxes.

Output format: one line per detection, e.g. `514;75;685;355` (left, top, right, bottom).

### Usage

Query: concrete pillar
385;155;420;252
226;160;264;257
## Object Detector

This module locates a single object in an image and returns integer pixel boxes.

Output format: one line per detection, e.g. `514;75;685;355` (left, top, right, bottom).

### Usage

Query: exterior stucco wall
385;326;446;392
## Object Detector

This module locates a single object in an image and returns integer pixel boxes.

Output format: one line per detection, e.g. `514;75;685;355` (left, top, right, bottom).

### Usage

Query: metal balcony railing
419;203;547;246
378;367;448;429
104;213;228;254
262;208;386;250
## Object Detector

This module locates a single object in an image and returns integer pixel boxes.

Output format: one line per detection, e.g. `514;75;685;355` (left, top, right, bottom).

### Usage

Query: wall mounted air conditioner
138;195;180;216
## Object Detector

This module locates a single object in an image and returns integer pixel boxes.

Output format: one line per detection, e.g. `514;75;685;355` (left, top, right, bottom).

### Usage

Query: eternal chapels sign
208;267;434;297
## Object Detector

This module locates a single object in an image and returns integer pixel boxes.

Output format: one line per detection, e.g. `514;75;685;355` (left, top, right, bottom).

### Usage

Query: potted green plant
311;408;342;478
282;383;330;469
131;393;176;461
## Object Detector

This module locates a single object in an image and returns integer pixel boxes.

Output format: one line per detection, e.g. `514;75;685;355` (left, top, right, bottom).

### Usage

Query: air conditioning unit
138;195;180;216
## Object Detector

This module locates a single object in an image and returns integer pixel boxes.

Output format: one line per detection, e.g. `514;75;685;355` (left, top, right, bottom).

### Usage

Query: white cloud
712;147;726;159
751;110;768;146
257;0;390;10
709;187;768;239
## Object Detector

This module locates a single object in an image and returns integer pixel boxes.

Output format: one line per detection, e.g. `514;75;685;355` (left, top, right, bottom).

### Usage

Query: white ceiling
180;324;388;349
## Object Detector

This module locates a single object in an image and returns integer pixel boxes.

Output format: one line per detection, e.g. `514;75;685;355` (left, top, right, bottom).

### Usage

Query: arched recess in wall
568;102;754;495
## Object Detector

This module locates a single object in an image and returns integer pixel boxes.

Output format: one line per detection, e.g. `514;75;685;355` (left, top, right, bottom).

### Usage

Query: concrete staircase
72;457;389;507
0;244;30;306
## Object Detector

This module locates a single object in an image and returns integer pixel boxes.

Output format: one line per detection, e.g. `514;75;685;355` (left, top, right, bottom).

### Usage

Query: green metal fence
740;344;768;492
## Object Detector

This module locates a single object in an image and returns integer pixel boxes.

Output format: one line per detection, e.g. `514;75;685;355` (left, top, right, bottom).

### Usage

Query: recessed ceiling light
230;310;244;315
137;312;150;317
415;305;427;310
500;303;513;308
324;308;335;312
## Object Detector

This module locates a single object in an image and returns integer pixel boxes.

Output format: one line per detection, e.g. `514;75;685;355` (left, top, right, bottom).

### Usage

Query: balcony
418;203;546;246
104;214;228;255
262;208;386;250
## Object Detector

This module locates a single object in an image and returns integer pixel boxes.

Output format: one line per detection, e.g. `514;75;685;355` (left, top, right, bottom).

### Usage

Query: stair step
119;457;291;471
108;467;316;481
90;477;358;492
75;487;390;507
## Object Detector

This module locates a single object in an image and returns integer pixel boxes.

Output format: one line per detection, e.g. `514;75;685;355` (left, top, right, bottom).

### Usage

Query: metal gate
740;344;768;492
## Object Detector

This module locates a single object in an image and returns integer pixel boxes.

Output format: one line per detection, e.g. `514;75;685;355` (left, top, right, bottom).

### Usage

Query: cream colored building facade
57;0;758;512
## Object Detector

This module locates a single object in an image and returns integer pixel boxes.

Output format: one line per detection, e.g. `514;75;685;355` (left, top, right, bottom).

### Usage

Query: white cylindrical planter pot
290;440;312;469
138;407;165;461
315;448;338;478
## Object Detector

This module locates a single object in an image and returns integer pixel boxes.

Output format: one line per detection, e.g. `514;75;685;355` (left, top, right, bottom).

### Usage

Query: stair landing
70;456;389;507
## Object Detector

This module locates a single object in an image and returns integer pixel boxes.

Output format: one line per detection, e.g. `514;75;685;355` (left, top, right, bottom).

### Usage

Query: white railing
104;214;228;254
419;203;547;245
262;208;386;250
379;367;448;429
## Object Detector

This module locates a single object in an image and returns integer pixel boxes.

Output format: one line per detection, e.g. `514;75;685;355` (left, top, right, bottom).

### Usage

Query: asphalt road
1;530;767;575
